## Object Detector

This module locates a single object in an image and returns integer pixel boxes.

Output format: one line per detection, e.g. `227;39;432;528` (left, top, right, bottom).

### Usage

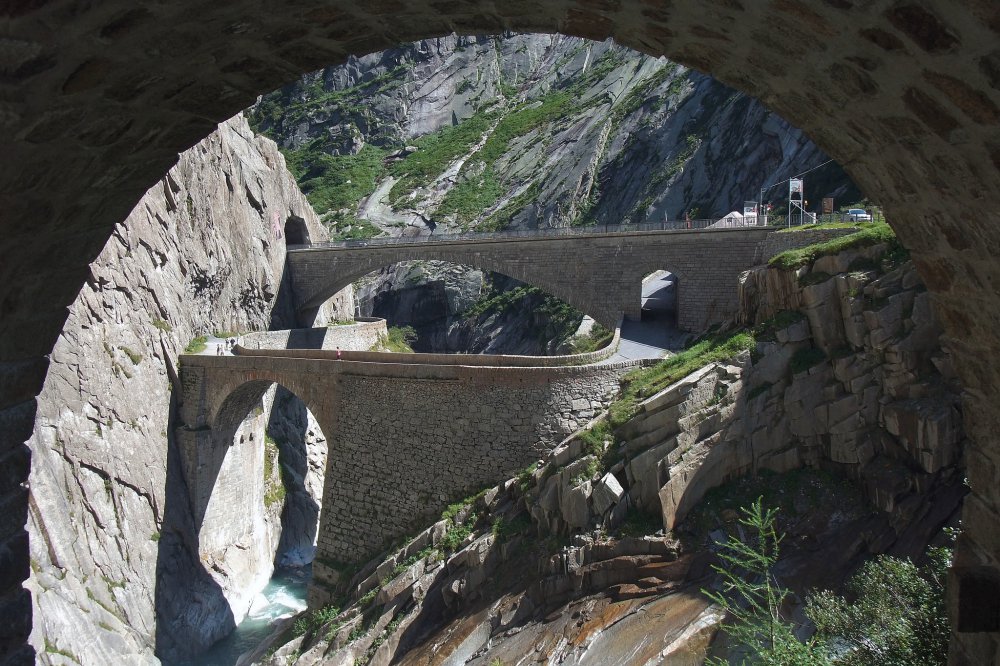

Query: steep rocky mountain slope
250;34;861;352
251;34;858;235
26;116;351;664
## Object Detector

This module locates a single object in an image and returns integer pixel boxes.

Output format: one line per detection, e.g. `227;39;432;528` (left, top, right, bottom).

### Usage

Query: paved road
605;318;688;364
600;272;684;363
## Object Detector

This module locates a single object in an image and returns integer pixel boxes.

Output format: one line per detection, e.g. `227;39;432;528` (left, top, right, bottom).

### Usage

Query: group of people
215;337;238;356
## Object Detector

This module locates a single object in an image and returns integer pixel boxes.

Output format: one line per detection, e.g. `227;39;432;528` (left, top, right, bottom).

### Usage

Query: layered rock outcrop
26;115;348;664
625;246;964;533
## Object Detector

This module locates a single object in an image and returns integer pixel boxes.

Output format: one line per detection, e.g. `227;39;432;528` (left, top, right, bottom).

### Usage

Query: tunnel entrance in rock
284;215;311;246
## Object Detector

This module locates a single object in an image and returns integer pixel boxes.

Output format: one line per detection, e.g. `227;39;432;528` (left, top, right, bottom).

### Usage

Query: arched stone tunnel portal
5;2;1000;662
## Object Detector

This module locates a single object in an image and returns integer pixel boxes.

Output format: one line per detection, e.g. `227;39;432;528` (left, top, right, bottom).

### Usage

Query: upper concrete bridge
176;338;646;605
287;223;846;331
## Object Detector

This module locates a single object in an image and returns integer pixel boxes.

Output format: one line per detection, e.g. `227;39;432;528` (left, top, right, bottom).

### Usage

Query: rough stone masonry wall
309;365;629;604
6;3;1000;663
239;319;387;352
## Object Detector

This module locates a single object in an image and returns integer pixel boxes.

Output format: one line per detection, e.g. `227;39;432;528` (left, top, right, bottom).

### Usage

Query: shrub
807;548;951;665
151;318;172;333
119;346;142;365
375;326;417;353
769;223;904;271
569;323;614;354
183;336;208;354
292;603;342;637
704;499;830;665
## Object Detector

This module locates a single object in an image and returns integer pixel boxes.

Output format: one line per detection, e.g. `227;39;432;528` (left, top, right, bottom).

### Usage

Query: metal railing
288;216;770;251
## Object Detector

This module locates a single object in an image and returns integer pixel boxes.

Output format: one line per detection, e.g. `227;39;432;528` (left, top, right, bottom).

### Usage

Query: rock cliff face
252;34;857;233
26;116;348;664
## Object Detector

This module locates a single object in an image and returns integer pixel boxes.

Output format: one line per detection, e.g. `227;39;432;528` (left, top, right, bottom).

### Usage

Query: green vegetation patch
769;222;904;270
388;112;496;202
119;346;142;365
184;336;208;354
491;514;532;543
775;221;861;233
292;603;342;638
608;329;756;428
701;491;951;665
327;212;382;241
436;167;504;224
474;90;573;166
285;143;388;216
478;180;542;232
374;326;416;353
151;318;172;333
569;323;614;354
263;435;286;508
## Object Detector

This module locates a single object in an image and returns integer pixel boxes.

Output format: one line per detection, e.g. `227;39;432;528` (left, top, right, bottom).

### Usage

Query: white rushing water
192;566;309;666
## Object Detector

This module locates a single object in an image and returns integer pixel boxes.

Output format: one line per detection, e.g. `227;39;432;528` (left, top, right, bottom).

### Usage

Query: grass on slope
769;222;906;270
473;90;574;166
608;329;756;427
388;112;497;203
436;167;505;224
284;143;387;215
373;326;416;353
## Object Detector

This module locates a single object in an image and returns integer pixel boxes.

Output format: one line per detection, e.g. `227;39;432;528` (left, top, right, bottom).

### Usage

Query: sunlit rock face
24;115;347;664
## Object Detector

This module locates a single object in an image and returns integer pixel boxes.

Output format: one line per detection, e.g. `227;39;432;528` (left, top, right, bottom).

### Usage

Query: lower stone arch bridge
177;345;643;604
288;226;846;331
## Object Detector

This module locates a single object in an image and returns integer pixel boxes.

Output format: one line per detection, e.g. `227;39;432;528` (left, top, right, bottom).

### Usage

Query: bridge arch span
309;254;619;327
288;230;759;330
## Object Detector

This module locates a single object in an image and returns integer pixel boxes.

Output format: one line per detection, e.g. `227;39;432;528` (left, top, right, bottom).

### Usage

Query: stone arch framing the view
5;2;1000;662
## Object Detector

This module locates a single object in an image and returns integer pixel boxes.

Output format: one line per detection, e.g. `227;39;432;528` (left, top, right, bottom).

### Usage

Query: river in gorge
190;566;310;665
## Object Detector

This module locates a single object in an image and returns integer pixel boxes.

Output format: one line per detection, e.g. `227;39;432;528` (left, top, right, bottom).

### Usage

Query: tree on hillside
705;498;951;665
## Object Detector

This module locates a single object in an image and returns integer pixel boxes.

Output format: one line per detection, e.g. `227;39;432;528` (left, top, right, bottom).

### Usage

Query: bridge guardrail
288;217;770;251
232;317;626;368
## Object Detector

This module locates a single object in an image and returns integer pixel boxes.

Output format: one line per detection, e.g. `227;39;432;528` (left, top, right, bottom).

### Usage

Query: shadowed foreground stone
4;1;1000;663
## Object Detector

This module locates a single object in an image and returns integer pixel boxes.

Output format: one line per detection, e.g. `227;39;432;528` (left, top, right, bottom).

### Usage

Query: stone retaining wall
239;318;387;353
